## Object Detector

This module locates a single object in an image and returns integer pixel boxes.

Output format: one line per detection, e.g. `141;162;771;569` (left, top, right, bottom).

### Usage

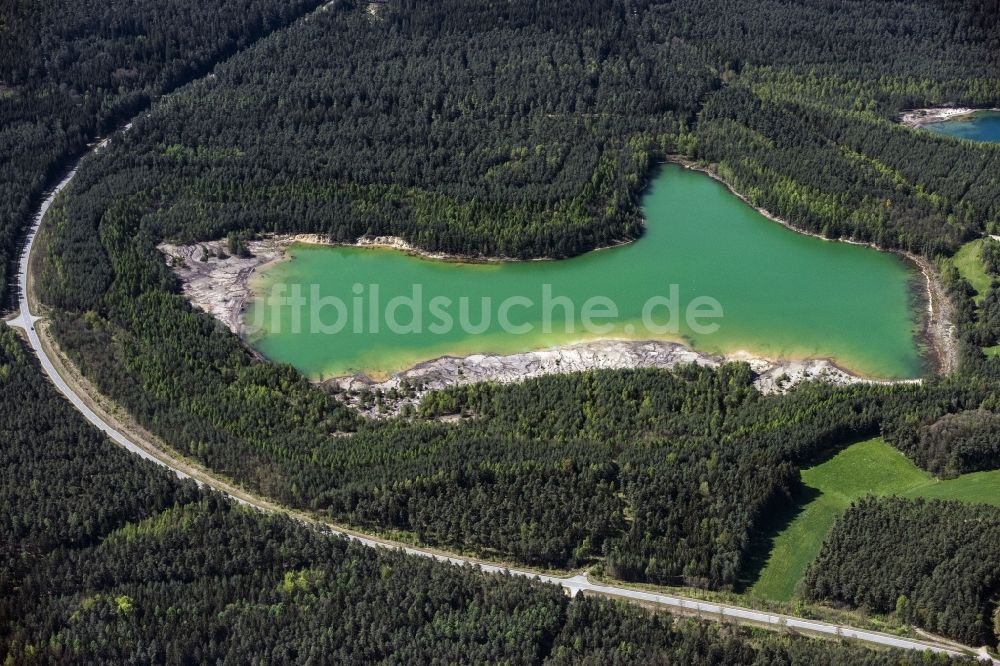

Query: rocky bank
160;235;927;419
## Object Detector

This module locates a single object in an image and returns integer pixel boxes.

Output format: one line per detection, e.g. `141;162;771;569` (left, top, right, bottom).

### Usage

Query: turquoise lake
923;110;1000;143
245;165;926;381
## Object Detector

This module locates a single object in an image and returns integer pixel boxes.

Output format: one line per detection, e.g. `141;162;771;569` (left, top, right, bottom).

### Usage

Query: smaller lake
245;165;926;381
922;110;1000;143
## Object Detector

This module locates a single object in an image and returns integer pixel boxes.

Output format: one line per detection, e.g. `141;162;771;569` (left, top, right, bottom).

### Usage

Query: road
7;129;994;664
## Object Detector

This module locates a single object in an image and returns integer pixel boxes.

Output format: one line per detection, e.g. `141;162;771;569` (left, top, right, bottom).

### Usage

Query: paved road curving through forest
8;126;995;664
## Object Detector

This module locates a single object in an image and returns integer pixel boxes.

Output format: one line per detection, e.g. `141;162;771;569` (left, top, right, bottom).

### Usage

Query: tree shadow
734;482;821;594
734;434;885;594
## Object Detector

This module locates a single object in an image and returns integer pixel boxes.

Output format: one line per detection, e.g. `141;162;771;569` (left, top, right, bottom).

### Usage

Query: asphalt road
8;128;993;664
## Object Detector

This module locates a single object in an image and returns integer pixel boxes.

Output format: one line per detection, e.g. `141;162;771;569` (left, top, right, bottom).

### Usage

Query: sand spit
331;339;918;418
159;234;456;335
898;107;987;128
160;223;934;419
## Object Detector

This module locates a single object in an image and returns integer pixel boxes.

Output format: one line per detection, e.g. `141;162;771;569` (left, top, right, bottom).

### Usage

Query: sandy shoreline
158;153;958;409
329;340;918;418
160;234;459;332
666;156;957;375
160;222;934;418
898;106;997;128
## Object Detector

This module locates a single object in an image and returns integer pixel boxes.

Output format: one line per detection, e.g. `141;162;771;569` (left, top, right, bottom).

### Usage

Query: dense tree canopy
30;0;1000;591
3;325;953;664
885;408;1000;477
9;0;1000;653
804;497;1000;647
0;0;328;306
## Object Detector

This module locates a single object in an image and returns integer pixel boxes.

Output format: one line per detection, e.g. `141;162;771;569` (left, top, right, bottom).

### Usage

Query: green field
748;438;1000;602
953;238;992;302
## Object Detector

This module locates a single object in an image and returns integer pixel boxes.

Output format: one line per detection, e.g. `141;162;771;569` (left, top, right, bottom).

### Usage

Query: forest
683;0;1000;255
3;325;951;664
0;0;329;308
804;497;1000;647
6;0;1000;655
884;408;1000;477
33;0;1000;302
39;291;1000;598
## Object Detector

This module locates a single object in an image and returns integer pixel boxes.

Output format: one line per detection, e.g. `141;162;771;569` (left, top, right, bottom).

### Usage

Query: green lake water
245;164;925;380
923;110;1000;143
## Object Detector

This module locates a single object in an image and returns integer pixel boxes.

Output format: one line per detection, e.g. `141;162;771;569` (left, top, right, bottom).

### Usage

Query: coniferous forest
804;497;1000;647
3;328;961;663
3;0;1000;658
0;0;331;308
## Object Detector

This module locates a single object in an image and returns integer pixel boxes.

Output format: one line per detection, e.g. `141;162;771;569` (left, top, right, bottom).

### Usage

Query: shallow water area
923;110;1000;143
245;164;926;381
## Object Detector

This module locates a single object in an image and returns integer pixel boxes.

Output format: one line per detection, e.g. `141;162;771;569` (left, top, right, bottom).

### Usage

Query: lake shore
161;232;928;419
665;156;957;375
898;107;1000;128
899;107;980;128
159;231;635;335
159;157;954;403
160;234;464;334
161;156;956;383
329;339;920;418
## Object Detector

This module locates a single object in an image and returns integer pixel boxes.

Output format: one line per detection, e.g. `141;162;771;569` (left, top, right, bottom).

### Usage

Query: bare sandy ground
331;339;917;418
898;107;996;128
159;233;543;335
161;236;926;418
